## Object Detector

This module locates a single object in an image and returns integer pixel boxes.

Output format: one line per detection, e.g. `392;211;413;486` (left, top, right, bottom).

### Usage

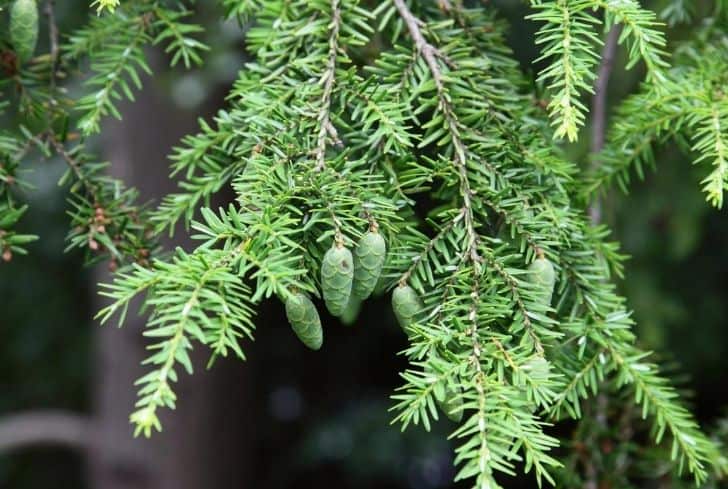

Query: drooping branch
392;0;444;92
314;0;342;172
591;26;623;156
49;135;100;197
589;25;622;225
467;271;493;486
392;0;481;264
44;0;59;89
583;25;623;489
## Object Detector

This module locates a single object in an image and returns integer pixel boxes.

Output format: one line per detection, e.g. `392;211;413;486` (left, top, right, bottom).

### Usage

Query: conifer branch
584;37;728;208
314;0;342;172
44;0;59;89
595;0;668;80
609;344;715;483
694;102;728;209
76;20;150;135
549;349;606;418
465;272;495;488
49;136;99;196
583;28;622;485
121;238;255;436
49;135;154;265
393;0;481;264
481;249;545;356
591;25;622;156
4;2;724;486
399;210;461;284
529;0;600;141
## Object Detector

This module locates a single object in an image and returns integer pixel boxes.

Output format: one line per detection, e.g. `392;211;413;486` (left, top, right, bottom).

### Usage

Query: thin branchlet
393;0;482;265
589;25;622;224
314;0;342;172
467;271;493;485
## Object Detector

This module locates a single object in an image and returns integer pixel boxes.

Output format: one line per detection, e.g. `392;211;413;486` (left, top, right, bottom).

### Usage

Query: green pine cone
524;355;551;380
285;293;323;350
10;0;39;63
528;256;556;305
352;231;386;300
339;295;362;326
321;244;354;316
392;284;423;330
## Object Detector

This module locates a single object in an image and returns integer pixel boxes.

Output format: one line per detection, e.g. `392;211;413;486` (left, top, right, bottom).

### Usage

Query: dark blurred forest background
1;1;726;488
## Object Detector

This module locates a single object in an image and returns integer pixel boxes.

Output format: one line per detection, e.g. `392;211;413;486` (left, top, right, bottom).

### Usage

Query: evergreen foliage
585;19;728;208
1;0;727;487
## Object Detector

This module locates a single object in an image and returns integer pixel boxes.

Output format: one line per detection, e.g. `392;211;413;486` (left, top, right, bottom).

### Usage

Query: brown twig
437;0;453;12
467;269;493;483
393;0;481;265
314;0;342;172
45;1;60;88
583;25;623;489
325;120;343;148
394;6;493;481
48;135;99;197
589;25;623;225
393;0;444;92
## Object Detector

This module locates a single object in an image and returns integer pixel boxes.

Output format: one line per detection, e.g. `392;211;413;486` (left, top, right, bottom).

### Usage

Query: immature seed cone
339;295;362;327
392;284;422;330
10;0;39;63
321;244;354;316
528;256;556;305
285;293;323;350
352;231;386;300
524;355;551;380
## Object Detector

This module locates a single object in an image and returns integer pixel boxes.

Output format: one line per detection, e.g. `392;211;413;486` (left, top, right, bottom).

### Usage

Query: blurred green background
1;1;726;488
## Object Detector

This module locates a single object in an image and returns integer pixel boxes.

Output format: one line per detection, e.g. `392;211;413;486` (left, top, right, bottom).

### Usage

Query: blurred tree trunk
88;54;255;489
